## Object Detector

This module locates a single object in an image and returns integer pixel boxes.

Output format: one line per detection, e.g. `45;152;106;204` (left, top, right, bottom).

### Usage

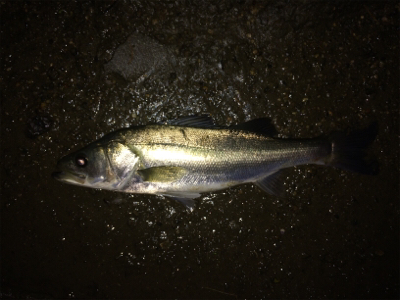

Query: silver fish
53;116;377;209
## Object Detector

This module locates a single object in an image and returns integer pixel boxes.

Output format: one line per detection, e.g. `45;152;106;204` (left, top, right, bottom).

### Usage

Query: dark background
1;1;399;298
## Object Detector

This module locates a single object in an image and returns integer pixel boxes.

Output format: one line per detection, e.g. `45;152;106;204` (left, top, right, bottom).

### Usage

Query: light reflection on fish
53;116;378;210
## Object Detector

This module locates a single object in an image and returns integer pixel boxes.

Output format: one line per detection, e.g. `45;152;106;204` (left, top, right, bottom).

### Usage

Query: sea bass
52;116;377;209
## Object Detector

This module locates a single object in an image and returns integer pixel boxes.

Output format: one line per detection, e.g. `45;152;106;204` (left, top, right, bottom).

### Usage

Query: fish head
53;140;141;191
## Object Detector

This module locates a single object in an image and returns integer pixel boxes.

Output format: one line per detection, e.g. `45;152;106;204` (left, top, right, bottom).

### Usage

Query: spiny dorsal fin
164;115;217;128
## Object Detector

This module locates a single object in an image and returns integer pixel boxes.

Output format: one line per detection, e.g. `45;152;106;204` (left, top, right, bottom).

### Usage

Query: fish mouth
52;171;86;184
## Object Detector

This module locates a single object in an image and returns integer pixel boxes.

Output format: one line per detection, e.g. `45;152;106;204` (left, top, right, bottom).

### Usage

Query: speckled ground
1;1;399;298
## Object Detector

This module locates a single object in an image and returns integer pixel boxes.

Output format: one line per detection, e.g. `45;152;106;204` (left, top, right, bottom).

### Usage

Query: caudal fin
328;122;379;175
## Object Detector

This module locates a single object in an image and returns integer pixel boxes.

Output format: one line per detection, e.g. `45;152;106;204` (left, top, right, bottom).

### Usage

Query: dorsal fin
164;115;217;128
230;118;277;136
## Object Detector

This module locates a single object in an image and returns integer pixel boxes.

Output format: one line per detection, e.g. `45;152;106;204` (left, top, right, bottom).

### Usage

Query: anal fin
254;170;287;197
162;192;201;212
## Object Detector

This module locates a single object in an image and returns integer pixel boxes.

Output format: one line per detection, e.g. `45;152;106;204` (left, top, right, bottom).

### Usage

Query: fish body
53;117;377;209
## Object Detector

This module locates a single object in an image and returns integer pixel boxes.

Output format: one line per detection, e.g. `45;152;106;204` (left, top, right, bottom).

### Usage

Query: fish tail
327;122;379;175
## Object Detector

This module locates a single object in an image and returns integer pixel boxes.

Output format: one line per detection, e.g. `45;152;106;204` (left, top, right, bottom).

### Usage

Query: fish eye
75;154;88;167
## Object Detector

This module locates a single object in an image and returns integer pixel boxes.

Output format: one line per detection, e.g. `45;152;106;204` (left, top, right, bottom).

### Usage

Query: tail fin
328;122;379;175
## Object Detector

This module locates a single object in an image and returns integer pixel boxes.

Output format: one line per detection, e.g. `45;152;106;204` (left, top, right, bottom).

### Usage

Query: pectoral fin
138;166;187;183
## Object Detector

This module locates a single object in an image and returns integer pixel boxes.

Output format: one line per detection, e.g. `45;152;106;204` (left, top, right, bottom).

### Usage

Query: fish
52;116;378;210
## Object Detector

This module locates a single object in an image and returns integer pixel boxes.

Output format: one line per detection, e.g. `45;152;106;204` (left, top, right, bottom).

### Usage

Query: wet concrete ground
1;1;399;298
